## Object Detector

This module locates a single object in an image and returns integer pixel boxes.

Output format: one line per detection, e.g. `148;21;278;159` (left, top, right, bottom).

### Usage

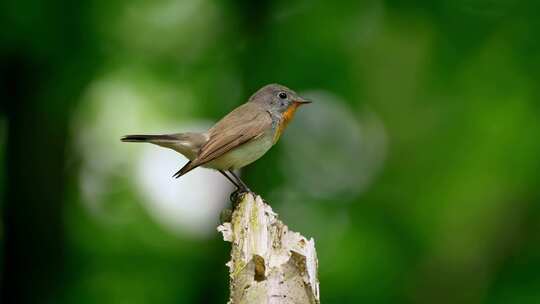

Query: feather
173;103;272;177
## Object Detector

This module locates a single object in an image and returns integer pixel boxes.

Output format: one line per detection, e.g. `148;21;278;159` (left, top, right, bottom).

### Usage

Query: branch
218;193;320;304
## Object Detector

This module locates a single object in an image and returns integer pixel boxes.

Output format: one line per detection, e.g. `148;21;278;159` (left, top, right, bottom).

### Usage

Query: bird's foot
229;187;252;208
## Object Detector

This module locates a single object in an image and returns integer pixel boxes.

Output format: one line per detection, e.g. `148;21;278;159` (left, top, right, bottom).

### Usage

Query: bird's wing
173;103;272;177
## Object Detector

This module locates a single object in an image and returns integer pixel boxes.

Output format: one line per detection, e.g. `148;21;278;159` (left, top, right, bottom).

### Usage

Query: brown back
173;102;272;177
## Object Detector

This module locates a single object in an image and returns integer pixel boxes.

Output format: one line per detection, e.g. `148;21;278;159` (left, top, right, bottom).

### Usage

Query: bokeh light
281;90;387;199
135;132;232;237
2;0;540;303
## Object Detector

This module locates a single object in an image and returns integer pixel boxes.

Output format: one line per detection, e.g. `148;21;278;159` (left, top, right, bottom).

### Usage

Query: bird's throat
273;104;299;143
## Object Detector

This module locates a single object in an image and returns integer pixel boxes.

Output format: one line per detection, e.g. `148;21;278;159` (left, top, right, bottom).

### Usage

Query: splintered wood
217;193;320;304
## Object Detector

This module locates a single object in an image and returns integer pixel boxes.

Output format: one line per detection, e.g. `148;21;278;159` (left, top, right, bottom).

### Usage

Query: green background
1;0;539;303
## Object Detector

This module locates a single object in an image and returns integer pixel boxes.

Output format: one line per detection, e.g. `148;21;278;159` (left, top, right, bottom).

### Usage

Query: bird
121;83;311;195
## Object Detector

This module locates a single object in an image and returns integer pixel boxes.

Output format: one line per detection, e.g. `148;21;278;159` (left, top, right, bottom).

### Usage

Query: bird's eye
278;92;287;99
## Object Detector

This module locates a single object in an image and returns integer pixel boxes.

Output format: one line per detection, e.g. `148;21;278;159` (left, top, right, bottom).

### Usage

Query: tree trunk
218;193;320;304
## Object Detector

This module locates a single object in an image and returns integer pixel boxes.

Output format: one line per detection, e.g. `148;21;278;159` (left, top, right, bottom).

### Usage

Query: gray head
248;83;311;113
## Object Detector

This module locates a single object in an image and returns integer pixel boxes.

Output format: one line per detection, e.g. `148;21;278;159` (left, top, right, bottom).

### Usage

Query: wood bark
218;193;320;304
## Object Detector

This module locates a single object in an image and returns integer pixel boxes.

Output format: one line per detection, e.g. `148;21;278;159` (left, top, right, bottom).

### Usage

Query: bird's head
249;83;311;116
250;84;311;142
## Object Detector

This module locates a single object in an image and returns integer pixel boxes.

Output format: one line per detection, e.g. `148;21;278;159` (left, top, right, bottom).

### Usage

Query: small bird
121;84;311;194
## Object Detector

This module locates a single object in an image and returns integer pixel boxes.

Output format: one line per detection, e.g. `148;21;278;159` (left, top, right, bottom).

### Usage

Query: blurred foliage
1;0;540;303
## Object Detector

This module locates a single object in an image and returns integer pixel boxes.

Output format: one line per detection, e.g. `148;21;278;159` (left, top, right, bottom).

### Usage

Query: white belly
203;133;274;170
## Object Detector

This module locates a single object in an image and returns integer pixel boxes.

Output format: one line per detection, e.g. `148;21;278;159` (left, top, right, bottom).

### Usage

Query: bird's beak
294;98;312;106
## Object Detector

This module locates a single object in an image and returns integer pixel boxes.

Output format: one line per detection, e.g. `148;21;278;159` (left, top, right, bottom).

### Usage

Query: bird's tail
121;132;207;167
121;134;179;143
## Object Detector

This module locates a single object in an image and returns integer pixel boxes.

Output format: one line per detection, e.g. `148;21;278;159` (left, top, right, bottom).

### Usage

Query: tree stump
218;193;320;304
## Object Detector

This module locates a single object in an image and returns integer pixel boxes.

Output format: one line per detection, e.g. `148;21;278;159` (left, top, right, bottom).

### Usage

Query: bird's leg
218;170;239;188
219;170;244;204
228;169;251;206
228;170;251;193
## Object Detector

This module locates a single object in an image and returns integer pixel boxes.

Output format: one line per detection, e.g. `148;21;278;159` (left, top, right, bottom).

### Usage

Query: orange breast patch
273;104;300;143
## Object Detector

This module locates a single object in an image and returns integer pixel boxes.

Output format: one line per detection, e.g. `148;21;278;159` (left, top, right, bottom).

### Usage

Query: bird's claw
229;188;251;207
